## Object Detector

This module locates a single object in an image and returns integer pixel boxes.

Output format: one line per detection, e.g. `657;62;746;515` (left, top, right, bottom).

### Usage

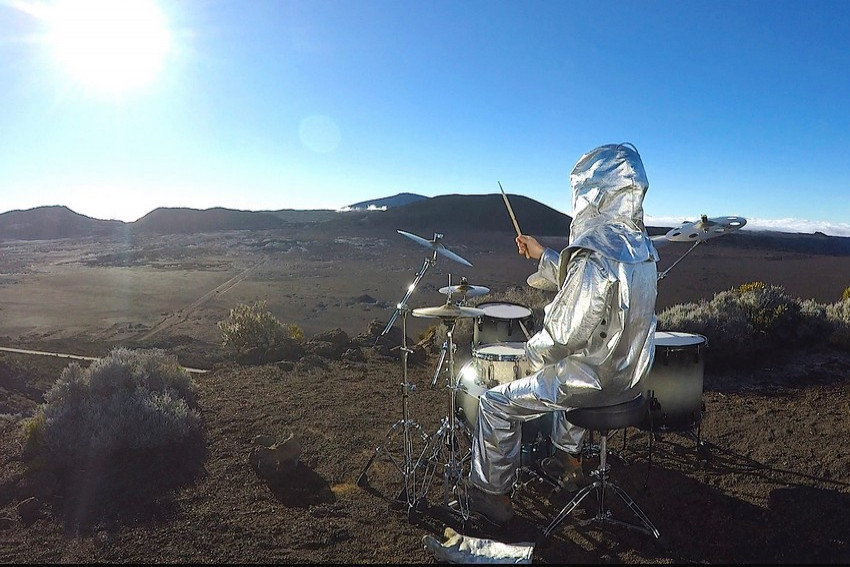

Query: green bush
658;282;833;367
23;347;201;469
657;294;754;358
425;279;847;368
218;300;303;355
826;298;850;350
842;287;850;302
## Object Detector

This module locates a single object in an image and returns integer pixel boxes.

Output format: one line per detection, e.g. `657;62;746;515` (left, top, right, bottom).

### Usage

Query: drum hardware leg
542;427;660;542
657;239;702;282
513;438;561;496
419;318;473;518
518;319;532;341
358;253;438;513
429;339;453;390
512;462;560;497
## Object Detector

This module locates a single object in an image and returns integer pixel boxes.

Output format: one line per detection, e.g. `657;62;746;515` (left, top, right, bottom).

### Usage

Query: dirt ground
1;338;850;564
1;225;850;563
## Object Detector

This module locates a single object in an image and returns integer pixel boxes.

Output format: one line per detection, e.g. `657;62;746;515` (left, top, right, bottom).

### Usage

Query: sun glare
46;0;171;94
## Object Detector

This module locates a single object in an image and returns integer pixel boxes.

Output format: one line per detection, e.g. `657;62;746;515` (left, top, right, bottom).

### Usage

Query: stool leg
542;480;598;537
603;481;660;538
541;432;660;541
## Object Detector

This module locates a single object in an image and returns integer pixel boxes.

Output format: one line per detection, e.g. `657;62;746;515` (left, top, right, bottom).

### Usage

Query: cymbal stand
357;251;437;515
430;275;458;390
429;336;455;390
657;240;703;282
419;315;472;519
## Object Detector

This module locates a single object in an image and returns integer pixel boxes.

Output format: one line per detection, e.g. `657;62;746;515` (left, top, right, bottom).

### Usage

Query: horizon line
1;203;849;238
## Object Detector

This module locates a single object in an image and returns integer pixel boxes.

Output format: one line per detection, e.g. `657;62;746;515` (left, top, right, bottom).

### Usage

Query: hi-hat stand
413;301;484;519
420;316;470;515
356;251;437;515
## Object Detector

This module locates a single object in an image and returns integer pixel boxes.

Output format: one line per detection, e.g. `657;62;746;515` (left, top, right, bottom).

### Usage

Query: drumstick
498;181;522;237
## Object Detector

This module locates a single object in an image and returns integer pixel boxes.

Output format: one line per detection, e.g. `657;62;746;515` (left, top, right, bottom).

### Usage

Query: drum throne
539;394;660;542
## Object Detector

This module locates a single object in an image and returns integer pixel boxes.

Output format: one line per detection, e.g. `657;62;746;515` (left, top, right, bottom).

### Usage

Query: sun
45;0;172;95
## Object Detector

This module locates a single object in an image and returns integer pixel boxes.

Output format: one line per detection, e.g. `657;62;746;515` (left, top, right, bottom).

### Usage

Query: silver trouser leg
550;409;587;454
469;373;565;495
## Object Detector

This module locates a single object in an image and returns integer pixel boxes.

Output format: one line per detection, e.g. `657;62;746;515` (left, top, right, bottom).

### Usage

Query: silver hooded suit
469;143;660;495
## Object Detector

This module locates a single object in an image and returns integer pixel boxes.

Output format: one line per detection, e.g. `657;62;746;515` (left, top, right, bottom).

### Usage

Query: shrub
218;300;303;355
657;295;754;360
658;282;832;367
730;282;804;345
842;287;850;301
797;298;834;345
22;347;201;469
826;298;850;350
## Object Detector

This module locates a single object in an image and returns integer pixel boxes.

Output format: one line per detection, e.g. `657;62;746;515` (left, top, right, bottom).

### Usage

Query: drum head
474;342;527;361
477;302;532;320
654;331;707;348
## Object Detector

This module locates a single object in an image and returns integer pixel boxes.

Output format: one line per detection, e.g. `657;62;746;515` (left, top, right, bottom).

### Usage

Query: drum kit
357;213;747;519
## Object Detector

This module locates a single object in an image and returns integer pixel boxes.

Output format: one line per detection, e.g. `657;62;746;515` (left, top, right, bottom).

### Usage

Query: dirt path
0;346;208;374
134;260;266;342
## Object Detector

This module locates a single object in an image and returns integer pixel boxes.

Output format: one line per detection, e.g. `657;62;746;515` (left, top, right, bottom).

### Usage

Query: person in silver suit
467;142;660;525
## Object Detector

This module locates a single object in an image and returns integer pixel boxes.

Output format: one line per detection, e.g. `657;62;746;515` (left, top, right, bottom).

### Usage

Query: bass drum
456;342;552;465
474;302;535;346
640;331;708;431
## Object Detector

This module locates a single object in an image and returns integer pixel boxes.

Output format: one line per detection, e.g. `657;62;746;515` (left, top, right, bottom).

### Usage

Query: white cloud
645;215;850;238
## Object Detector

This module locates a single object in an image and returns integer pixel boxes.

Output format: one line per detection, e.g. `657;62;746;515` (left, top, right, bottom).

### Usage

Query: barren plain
1;214;850;564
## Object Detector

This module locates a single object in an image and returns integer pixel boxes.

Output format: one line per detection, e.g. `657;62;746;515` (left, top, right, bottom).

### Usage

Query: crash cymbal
650;234;672;248
412;303;485;320
439;283;490;297
664;215;747;243
397;230;472;267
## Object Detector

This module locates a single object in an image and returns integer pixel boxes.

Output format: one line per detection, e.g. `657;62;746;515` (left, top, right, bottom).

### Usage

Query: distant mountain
335;193;571;236
132;207;286;234
343;193;428;210
0;205;125;240
706;229;850;256
2;200;850;257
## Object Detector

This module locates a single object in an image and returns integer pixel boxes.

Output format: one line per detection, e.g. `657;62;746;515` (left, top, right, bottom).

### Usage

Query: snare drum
640;331;708;431
456;342;551;463
474;302;534;346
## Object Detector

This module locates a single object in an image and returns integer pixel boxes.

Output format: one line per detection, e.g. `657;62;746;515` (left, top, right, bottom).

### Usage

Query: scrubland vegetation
431;281;850;370
5;281;850;549
21;348;202;472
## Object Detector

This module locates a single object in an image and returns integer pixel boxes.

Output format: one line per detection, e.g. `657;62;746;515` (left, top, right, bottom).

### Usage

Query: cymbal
664;215;747;243
412;303;485;320
397;230;472;267
526;270;558;292
439;283;490;297
650;234;672;248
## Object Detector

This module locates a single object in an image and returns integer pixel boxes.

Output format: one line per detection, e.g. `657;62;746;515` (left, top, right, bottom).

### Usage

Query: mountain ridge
2;197;849;256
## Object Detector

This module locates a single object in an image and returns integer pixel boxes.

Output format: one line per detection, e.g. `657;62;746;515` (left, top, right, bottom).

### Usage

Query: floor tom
640;331;707;431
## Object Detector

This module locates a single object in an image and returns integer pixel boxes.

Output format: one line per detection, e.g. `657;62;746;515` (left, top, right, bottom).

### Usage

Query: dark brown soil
1;217;850;563
2;336;849;564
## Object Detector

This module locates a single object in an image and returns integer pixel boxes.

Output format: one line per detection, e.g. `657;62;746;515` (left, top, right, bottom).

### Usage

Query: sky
1;0;849;237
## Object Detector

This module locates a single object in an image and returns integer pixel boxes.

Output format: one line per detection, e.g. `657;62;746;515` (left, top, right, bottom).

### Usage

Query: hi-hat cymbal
412;303;485;320
397;230;472;267
664;215;747;243
526;270;558;292
439;283;490;297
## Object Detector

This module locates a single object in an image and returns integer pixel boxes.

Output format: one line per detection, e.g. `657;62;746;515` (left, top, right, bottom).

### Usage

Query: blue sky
1;0;849;236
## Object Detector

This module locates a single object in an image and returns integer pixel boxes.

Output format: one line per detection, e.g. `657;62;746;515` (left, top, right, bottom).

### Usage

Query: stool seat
565;395;648;432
